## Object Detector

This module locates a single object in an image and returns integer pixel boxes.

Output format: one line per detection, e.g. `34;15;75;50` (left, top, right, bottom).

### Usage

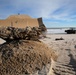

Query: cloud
49;0;76;21
8;0;62;17
0;0;76;22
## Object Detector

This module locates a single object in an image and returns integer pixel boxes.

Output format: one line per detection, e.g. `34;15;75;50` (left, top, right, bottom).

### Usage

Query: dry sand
0;34;76;75
0;40;54;75
40;34;76;75
0;15;39;28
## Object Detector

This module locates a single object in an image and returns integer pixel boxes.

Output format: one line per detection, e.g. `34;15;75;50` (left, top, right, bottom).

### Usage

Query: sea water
47;29;66;34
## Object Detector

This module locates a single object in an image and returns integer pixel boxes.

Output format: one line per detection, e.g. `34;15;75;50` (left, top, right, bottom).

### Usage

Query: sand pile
0;14;47;30
0;27;57;75
0;40;55;75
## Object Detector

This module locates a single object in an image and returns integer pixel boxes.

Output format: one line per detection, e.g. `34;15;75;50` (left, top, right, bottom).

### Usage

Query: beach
40;34;76;75
0;13;76;75
0;31;76;75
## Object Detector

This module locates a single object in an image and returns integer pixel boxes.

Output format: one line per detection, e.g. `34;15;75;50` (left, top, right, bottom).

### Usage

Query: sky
0;0;76;28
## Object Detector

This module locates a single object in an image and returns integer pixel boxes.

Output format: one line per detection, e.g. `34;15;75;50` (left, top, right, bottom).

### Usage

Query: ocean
47;28;66;34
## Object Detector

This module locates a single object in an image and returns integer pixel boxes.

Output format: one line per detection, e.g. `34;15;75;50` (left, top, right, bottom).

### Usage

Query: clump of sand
0;26;57;75
0;40;57;75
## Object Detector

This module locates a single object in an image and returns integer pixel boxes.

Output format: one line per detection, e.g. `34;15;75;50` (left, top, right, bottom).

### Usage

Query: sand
0;40;54;75
0;34;76;75
40;34;76;75
0;15;39;28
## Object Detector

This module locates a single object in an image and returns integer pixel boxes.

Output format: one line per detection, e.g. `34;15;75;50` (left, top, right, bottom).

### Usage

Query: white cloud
0;0;76;21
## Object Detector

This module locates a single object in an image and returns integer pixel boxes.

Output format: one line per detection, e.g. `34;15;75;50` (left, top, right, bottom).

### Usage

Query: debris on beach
55;37;64;41
74;45;76;49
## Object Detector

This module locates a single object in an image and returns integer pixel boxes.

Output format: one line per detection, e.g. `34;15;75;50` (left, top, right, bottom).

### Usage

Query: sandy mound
0;14;45;28
0;26;56;75
0;14;47;33
0;40;56;75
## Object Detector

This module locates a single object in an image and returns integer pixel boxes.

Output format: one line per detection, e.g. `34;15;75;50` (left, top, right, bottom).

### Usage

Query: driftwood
55;37;64;41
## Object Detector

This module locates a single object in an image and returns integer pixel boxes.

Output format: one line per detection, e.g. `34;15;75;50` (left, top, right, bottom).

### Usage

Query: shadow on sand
68;53;76;74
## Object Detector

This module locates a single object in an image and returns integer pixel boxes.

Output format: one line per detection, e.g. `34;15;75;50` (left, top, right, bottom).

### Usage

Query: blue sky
0;0;76;27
